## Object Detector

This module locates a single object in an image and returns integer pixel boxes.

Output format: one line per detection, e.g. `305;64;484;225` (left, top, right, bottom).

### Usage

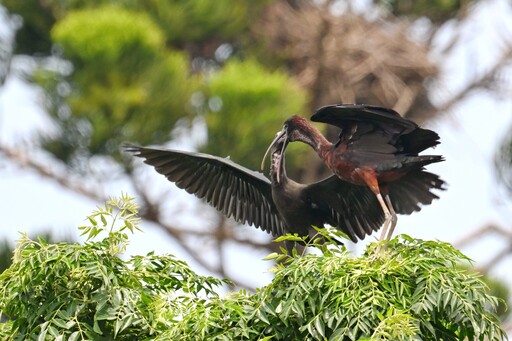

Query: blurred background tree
0;1;512;329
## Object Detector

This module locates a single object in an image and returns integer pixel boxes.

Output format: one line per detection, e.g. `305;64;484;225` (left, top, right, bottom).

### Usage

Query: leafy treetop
0;195;507;340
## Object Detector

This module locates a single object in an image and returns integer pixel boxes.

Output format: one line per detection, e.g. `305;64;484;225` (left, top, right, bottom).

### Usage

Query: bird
125;139;385;248
266;104;446;242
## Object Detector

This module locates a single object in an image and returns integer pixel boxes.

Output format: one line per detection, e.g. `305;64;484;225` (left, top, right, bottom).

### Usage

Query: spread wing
312;104;440;155
303;176;385;242
126;145;287;236
311;104;416;132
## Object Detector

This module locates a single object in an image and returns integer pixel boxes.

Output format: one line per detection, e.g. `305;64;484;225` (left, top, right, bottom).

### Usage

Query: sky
1;1;512;294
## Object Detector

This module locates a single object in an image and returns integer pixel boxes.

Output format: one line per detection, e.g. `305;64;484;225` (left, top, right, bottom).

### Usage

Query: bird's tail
400;128;440;154
376;155;444;173
402;155;444;169
386;170;446;215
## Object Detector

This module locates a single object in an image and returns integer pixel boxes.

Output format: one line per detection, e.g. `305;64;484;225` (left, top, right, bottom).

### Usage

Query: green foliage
3;0;269;55
0;197;507;340
52;6;164;67
164;232;507;340
4;1;303;172
0;232;75;274
486;275;512;321
0;239;13;274
34;6;199;164
139;1;270;44
204;59;308;169
465;267;511;322
0;194;226;340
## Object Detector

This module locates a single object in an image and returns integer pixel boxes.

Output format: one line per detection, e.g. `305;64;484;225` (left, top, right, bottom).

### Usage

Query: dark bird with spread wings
126;136;385;245
265;104;446;242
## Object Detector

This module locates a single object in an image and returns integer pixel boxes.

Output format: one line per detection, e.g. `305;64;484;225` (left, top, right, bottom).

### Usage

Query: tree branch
455;223;512;273
427;45;512;120
454;223;512;249
0;144;105;202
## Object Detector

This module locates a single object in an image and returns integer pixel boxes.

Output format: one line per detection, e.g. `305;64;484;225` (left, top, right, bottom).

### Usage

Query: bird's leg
376;192;392;241
384;194;398;241
354;168;392;243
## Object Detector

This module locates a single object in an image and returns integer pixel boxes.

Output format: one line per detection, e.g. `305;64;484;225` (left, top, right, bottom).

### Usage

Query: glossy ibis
267;104;445;242
125;138;385;246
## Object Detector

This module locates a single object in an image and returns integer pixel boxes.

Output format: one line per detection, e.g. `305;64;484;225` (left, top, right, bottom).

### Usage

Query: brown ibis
266;104;446;242
125;137;385;246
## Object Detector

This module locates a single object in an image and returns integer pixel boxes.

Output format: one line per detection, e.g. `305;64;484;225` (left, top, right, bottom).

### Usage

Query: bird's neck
302;125;332;157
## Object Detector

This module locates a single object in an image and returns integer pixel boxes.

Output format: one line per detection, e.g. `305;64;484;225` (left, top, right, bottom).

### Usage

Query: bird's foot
375;215;392;253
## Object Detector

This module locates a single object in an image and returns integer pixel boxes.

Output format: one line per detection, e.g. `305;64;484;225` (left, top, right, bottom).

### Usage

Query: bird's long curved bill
261;129;288;183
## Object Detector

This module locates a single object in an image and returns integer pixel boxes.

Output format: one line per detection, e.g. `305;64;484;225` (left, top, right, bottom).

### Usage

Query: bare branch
0;144;105;202
426;45;512;121
455;222;512;274
454;223;512;249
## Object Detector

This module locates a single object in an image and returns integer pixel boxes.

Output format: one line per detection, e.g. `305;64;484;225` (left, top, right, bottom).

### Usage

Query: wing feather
312;104;416;132
126;145;286;236
303;176;386;242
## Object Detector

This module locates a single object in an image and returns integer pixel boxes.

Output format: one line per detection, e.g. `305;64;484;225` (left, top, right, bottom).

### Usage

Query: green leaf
259;336;275;341
314;317;325;338
93;318;103;334
38;321;50;341
115;314;134;337
274;234;304;243
257;308;270;325
262;252;279;261
52;318;69;329
100;214;107;227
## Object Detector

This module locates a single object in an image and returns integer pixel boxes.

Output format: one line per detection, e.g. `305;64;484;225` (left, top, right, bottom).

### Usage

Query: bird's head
283;115;318;147
261;115;319;183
